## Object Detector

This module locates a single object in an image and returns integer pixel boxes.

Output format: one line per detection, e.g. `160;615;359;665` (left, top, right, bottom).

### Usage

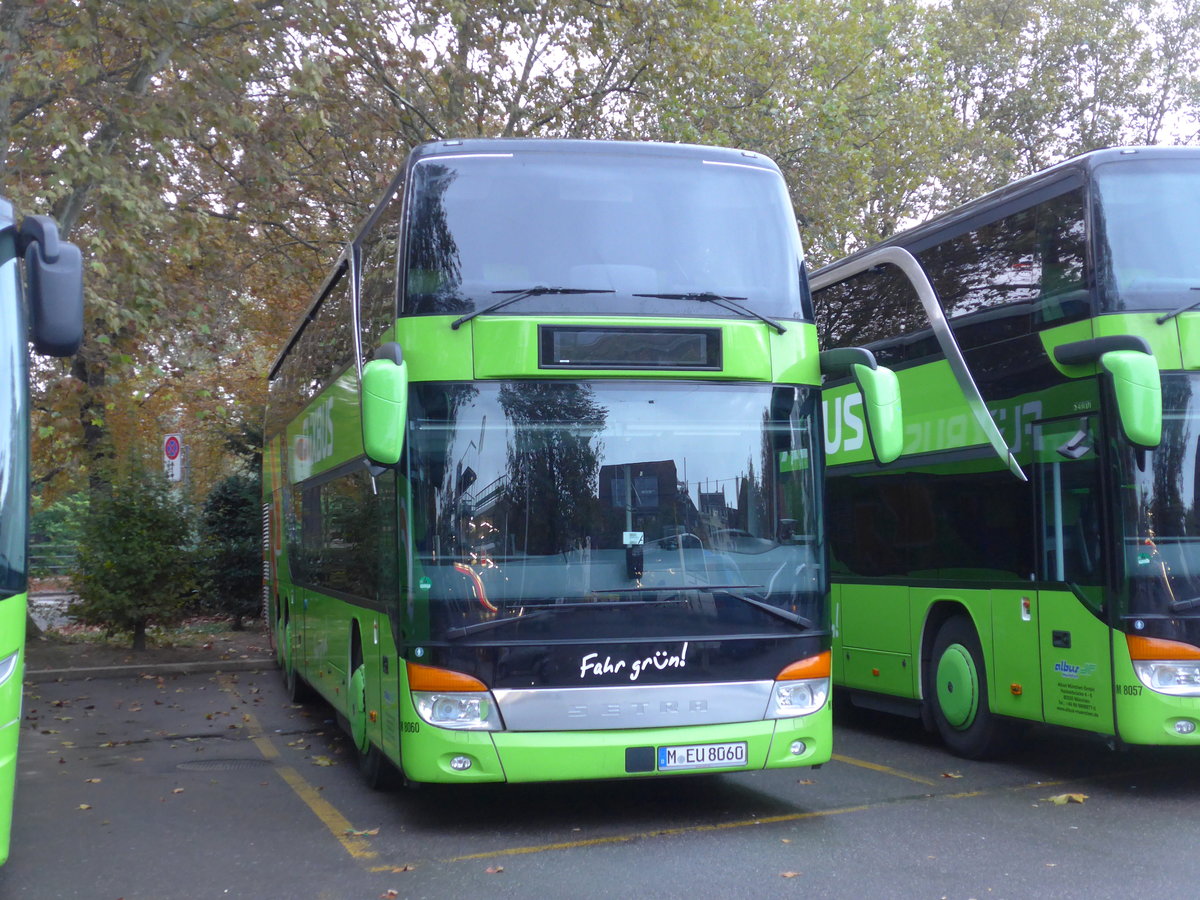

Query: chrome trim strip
492;681;773;731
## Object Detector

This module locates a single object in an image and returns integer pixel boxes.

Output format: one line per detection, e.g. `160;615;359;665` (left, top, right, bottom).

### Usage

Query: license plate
657;741;748;771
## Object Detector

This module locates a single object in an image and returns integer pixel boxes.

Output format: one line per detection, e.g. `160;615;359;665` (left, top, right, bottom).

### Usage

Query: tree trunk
131;619;148;652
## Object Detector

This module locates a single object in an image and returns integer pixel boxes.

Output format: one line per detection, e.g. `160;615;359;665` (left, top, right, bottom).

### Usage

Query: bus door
1034;416;1114;734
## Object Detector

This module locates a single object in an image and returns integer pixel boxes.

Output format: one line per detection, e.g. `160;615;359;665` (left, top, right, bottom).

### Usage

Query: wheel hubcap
936;643;979;729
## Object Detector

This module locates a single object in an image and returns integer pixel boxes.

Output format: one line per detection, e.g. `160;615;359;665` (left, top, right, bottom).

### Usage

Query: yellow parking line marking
441;803;875;862
832;753;940;785
218;674;377;861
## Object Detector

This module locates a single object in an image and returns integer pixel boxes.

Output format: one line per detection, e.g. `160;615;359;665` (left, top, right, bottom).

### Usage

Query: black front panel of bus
420;634;824;689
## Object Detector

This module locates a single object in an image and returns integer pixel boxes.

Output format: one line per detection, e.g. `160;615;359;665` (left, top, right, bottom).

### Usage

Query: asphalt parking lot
3;664;1198;899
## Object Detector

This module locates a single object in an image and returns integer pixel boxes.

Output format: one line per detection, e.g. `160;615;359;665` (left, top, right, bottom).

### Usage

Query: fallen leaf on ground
78;804;91;810
312;755;335;767
486;865;505;874
780;871;801;878
941;772;963;779
1045;793;1088;805
345;827;380;836
85;778;101;784
381;892;399;899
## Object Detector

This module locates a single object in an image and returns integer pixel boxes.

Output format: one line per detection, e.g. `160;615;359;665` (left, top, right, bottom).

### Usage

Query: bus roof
811;145;1200;279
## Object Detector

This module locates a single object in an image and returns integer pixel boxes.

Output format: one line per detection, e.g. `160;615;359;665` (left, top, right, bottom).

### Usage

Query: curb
26;657;278;683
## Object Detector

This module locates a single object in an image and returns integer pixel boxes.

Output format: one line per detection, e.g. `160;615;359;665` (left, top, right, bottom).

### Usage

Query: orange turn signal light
776;650;830;681
1127;634;1200;661
406;661;488;692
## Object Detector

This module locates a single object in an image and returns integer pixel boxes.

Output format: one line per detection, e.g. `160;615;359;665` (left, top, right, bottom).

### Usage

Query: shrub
197;473;262;630
69;471;194;650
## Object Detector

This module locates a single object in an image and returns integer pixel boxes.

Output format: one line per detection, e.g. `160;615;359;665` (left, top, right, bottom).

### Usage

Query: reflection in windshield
1121;374;1200;619
1095;158;1200;312
0;253;28;600
403;151;805;321
407;382;823;642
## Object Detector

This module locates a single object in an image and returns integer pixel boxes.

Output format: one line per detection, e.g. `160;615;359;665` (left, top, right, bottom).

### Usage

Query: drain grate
177;758;272;772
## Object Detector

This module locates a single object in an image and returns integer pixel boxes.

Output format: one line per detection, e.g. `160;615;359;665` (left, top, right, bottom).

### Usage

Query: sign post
163;433;183;483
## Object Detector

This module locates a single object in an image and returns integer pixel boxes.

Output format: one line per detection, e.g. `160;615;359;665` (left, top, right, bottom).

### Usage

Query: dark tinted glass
359;185;403;352
0;230;28;599
1094;158;1200;313
403;152;806;322
405;381;824;642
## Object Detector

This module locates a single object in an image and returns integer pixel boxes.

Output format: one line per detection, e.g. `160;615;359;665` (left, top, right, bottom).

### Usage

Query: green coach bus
813;146;1200;758
263;138;902;786
0;201;83;862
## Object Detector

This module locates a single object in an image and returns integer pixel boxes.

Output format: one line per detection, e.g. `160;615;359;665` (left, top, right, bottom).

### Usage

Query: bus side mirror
361;342;408;466
19;215;83;357
1054;337;1162;450
852;362;903;464
1101;349;1161;449
819;347;904;465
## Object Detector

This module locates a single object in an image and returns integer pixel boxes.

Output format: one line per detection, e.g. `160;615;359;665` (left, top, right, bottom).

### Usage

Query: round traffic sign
164;435;181;460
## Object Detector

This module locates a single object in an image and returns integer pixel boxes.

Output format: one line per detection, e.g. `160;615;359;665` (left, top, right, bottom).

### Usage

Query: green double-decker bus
0;201;83;862
263;138;901;785
814;146;1200;757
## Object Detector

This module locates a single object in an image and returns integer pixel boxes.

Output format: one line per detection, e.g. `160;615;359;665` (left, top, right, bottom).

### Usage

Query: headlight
1133;660;1200;696
0;651;18;688
767;677;829;718
412;691;503;730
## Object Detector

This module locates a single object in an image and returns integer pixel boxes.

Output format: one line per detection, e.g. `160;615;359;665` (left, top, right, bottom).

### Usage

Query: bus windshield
1094;157;1200;313
403;150;806;321
0;245;28;601
407;381;823;643
1120;374;1200;622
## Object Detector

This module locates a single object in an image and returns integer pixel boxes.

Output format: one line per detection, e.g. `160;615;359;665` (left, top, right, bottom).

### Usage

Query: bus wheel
357;742;403;791
928;615;1012;759
283;623;313;703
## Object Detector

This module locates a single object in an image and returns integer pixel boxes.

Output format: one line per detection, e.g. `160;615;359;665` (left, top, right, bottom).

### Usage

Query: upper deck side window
815;185;1089;360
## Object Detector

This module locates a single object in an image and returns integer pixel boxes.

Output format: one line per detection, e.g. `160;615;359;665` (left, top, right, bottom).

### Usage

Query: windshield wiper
1155;287;1200;325
633;292;786;334
443;609;556;640
593;584;814;629
450;286;615;330
1168;596;1200;613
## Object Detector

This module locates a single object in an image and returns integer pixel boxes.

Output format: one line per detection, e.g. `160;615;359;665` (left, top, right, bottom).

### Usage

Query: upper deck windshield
1094;157;1200;313
403;149;808;323
408;381;824;643
1120;374;1200;628
0;231;28;601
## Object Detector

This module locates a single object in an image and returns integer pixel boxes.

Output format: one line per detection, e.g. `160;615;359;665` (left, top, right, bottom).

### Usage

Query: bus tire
928;615;1012;759
358;742;403;791
283;622;314;703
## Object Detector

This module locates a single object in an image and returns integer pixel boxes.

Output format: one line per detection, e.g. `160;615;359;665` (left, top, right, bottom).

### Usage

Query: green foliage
69;471;194;650
197;473;262;629
6;0;1200;500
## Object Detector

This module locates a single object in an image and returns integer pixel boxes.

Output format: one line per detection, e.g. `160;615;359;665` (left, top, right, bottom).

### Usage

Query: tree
69;469;193;650
198;473;262;630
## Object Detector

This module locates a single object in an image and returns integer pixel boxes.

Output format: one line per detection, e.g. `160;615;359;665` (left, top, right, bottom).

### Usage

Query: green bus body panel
1037;590;1113;733
389;316;820;386
286;370;363;483
987;589;1042;720
836;584;914;697
1112;639;1200;746
0;594;25;866
1178;312;1200;370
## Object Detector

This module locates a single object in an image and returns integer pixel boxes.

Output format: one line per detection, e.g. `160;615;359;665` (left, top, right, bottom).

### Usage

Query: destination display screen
538;325;721;370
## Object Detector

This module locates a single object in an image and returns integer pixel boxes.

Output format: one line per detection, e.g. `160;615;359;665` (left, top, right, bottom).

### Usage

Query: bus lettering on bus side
822;393;865;455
